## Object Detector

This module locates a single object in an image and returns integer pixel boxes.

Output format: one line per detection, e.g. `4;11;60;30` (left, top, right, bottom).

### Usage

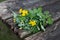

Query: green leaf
31;26;39;33
11;10;17;18
44;11;51;18
28;10;36;19
19;16;26;21
29;9;33;13
43;19;47;26
33;8;38;13
47;17;53;24
41;25;45;31
37;26;40;30
16;18;20;23
38;7;42;13
24;26;30;31
37;12;45;19
18;22;25;27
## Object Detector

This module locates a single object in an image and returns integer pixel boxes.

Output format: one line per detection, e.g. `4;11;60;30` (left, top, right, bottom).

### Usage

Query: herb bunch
13;7;53;33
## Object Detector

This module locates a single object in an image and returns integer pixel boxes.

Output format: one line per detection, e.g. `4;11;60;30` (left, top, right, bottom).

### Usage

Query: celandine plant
12;7;53;33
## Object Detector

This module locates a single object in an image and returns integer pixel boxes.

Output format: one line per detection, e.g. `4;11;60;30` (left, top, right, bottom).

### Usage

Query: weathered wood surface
1;13;13;20
0;0;60;40
8;0;60;10
22;0;59;9
0;4;7;17
6;18;14;29
18;30;31;38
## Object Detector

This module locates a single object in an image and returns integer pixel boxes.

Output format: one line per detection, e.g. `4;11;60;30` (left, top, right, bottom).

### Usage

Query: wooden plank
53;12;60;22
0;8;8;17
22;0;59;9
0;5;7;9
0;2;8;17
6;18;19;33
14;27;19;33
6;18;14;29
18;29;31;38
1;13;13;21
8;0;59;10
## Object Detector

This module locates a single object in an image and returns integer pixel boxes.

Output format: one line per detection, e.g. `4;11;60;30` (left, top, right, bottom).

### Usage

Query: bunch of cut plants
12;7;53;33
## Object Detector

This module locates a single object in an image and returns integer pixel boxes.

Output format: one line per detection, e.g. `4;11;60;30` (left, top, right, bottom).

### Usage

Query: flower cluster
13;7;53;33
29;20;36;26
19;8;28;16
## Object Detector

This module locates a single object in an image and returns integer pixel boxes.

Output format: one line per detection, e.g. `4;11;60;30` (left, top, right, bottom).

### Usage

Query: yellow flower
19;8;28;16
25;10;28;15
13;18;16;23
22;10;28;14
22;10;26;14
21;13;26;16
29;20;36;26
19;8;23;13
21;10;28;16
